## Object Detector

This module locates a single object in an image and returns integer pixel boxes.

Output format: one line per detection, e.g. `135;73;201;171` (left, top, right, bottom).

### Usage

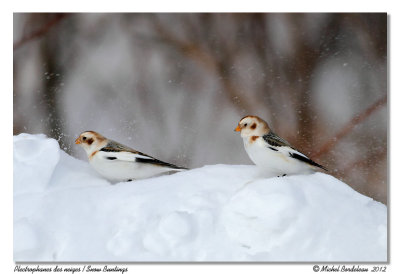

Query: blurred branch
155;25;217;72
311;94;387;158
286;14;342;153
346;13;387;61
341;147;387;177
150;16;253;113
13;14;69;50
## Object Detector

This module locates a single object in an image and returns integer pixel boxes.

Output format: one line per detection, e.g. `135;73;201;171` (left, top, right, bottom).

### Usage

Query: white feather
244;137;316;176
90;151;177;182
75;131;186;182
97;151;152;162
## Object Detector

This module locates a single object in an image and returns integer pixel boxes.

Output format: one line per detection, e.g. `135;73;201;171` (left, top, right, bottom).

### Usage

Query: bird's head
235;115;270;138
75;131;107;155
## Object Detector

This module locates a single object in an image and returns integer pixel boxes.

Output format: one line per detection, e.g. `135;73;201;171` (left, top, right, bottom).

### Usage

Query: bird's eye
82;137;87;141
244;123;248;127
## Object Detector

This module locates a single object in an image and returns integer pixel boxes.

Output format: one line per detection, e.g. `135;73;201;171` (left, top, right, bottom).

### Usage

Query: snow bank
13;134;387;262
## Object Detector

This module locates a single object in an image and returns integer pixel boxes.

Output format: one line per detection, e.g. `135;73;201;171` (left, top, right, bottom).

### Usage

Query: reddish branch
341;148;387;176
151;18;253;113
311;94;387;158
13;14;69;50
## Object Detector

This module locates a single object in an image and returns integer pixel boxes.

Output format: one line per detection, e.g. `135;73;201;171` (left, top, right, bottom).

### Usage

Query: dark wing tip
135;157;188;170
289;152;328;171
100;144;189;170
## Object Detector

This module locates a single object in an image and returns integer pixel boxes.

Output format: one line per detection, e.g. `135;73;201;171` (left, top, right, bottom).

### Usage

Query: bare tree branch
14;14;69;50
341;147;387;176
311;94;387;158
150;15;254;113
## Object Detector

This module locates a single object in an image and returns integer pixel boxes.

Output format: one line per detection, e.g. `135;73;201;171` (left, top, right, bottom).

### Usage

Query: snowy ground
13;134;387;262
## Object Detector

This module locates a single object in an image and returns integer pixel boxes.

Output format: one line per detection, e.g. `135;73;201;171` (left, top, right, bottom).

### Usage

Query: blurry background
13;13;387;203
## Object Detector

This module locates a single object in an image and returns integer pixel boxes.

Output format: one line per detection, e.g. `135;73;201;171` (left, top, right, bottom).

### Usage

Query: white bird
75;131;187;182
235;115;327;176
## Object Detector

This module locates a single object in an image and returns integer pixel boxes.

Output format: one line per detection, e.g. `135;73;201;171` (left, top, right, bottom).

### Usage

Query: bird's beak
235;125;241;132
75;137;81;144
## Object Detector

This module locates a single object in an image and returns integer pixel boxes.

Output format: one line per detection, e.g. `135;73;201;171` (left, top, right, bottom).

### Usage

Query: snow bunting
235;115;327;176
75;131;187;182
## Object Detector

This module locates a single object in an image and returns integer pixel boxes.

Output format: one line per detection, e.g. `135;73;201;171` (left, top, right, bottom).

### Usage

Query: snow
13;134;387;262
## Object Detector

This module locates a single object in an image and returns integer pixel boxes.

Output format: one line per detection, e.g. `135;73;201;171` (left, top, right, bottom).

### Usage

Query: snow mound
13;134;387;262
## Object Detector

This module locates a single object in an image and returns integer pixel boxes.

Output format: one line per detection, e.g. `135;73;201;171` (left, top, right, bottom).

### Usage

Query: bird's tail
169;165;189;171
134;156;188;170
289;152;328;172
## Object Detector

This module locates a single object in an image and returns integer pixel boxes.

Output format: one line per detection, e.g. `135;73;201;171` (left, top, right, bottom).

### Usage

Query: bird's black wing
100;140;187;170
263;132;328;171
262;131;293;148
134;157;187;170
288;152;328;171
